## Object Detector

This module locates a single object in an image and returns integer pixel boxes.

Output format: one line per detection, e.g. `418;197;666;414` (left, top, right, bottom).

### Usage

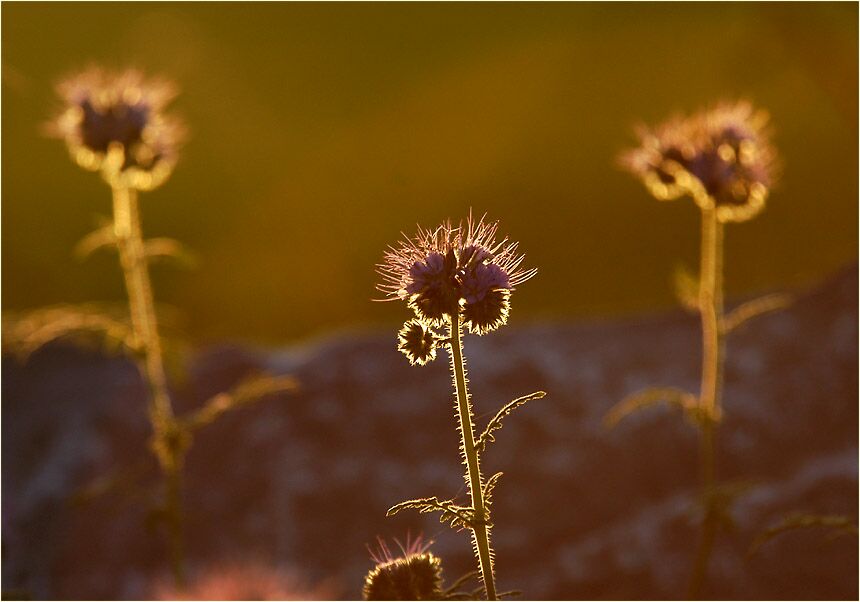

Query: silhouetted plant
3;67;296;587
377;213;544;600
607;100;789;599
363;535;519;601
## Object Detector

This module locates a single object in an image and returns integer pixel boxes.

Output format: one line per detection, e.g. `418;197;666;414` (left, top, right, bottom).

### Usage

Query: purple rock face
2;266;857;600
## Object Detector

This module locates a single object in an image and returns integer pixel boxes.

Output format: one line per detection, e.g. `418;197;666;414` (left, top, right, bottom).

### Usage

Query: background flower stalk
610;100;787;599
687;205;724;600
111;180;186;585
31;68;298;588
51;68;191;585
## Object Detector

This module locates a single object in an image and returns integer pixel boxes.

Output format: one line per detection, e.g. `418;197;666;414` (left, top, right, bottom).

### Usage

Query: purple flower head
620;100;777;223
405;252;447;295
377;213;535;334
460;263;511;305
48;67;185;191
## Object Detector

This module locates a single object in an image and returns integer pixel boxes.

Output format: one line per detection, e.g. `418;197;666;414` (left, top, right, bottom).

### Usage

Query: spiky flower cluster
378;214;535;365
620;100;777;223
49;68;184;190
363;537;444;601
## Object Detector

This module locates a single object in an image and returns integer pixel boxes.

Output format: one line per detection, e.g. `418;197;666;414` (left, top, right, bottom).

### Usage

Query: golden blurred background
3;2;857;344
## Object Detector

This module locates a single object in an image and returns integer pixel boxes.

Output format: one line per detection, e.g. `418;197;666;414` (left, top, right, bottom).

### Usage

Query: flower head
620;100;777;223
152;560;335;601
363;536;443;601
397;319;440;366
49;67;184;190
377;213;535;336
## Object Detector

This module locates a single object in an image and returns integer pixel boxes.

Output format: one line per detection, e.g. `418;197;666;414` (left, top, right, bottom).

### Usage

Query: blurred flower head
620;100;777;223
49;67;184;191
378;213;536;336
153;560;336;601
363;536;444;601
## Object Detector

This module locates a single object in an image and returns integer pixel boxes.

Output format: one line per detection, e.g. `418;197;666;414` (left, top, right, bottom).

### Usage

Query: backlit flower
620;100;777;223
49;67;184;190
363;536;443;601
397;319;440;365
377;213;535;335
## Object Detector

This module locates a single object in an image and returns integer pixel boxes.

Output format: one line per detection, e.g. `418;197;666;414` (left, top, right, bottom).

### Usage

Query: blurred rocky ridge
2;264;857;600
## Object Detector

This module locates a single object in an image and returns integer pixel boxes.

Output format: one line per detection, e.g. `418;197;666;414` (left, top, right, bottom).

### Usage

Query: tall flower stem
687;206;724;599
448;311;497;601
111;184;185;586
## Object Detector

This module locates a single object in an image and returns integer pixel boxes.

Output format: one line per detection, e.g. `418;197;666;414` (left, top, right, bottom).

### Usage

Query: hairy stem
449;311;497;601
687;206;724;600
111;184;185;586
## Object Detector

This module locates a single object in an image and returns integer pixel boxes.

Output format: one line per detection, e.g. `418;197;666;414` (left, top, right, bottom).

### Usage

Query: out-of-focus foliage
3;3;857;343
749;513;859;557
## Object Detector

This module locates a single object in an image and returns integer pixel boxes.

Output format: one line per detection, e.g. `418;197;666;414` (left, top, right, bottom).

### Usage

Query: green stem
687;206;724;600
449;311;497;601
111;184;185;586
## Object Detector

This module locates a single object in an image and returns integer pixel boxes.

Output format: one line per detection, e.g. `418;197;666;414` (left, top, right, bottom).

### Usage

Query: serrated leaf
748;513;858;557
387;496;477;530
604;386;696;428
183;374;298;432
722;293;793;334
475;391;546;453
482;472;503;511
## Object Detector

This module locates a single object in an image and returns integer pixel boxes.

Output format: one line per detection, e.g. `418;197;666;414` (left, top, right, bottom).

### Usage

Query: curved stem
687;206;724;600
111;184;185;586
448;312;497;601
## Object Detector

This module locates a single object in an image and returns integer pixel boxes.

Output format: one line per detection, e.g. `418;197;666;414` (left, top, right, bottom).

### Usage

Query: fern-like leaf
604;386;696;428
722;293;793;334
748;513;858;557
482;472;503;512
183;374;298;432
475;391;546;453
387;497;477;530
